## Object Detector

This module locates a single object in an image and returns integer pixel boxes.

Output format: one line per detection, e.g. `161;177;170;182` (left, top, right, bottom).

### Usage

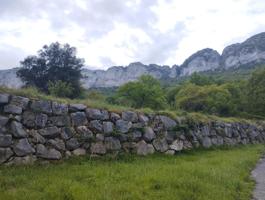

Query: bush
48;80;74;98
114;75;166;110
175;83;233;116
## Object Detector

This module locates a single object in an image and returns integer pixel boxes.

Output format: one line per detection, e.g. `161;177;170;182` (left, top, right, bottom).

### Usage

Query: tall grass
0;145;264;200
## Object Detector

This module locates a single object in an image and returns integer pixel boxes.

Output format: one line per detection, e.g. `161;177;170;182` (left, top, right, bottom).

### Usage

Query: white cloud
152;0;265;65
0;0;265;69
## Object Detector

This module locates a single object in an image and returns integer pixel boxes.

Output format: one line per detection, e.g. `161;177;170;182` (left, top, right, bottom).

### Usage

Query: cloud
0;0;265;69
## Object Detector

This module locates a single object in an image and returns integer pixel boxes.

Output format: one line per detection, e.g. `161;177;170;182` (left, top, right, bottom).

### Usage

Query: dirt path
252;156;265;200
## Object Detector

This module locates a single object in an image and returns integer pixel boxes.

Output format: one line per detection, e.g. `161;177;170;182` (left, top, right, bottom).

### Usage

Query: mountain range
1;32;265;89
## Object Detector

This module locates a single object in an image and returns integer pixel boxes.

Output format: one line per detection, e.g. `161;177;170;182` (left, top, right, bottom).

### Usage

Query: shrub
48;80;74;98
114;75;166;110
175;83;233;116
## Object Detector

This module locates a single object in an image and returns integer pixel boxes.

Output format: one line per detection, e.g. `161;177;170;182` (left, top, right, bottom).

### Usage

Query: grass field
0;145;264;200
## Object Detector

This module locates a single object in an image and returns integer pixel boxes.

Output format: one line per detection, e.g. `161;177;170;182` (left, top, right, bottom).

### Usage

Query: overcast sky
0;0;265;70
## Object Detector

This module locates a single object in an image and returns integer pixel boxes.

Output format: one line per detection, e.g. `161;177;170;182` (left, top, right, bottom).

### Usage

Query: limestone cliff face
0;68;23;89
221;32;265;69
1;32;265;89
81;62;174;88
180;48;221;76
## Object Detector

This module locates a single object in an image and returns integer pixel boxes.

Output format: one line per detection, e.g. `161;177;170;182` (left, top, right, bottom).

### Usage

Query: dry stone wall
0;93;265;165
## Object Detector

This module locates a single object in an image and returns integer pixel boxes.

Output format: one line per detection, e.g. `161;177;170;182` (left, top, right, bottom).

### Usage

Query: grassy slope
0;145;264;200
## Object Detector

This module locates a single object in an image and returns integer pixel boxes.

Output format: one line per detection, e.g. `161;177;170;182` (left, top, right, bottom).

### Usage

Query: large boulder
4;104;22;114
76;126;93;142
31;100;52;114
89;120;103;132
138;114;149;125
90;142;106;155
201;137;212;148
116;119;132;133
66;138;80;150
122;111;138;122
22;111;36;128
10;121;27;138
7;155;36;165
49;116;71;127
104;137;121;151
39;126;60;138
136;140;155;156
70;112;88;126
129;130;142;142
103;121;114;134
0;115;9;126
69;104;86;112
143;127;155;142
158;115;177;130
29;130;45;144
0;93;9;104
0;134;12;147
169;139;183;151
0;147;13;163
10;96;29;109
36;144;62;160
47;138;66;151
153;138;169;152
61;127;74;140
86;108;109;120
13;138;35;156
35;113;48;128
52;102;68;115
110;112;120;121
72;148;86;156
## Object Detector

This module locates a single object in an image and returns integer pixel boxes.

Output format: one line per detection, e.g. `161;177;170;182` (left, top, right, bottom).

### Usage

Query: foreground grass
0;145;264;200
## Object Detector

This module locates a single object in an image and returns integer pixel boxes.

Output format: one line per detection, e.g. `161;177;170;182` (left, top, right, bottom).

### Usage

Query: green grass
0;145;264;200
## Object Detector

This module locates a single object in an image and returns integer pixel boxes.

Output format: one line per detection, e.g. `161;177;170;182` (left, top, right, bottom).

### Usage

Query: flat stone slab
252;156;265;200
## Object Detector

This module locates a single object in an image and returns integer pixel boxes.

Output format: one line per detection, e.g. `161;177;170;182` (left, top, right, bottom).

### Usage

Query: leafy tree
189;72;215;86
222;81;247;114
246;68;265;116
114;75;166;110
175;83;233;116
17;42;84;98
48;80;74;98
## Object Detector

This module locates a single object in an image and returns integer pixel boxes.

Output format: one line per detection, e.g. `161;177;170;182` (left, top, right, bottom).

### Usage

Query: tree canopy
17;42;84;98
112;75;166;110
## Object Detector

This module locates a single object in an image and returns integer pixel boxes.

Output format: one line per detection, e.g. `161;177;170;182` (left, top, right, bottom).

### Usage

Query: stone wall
0;93;265;165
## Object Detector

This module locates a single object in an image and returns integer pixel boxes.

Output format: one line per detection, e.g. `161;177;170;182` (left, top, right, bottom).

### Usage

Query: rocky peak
221;32;265;69
180;48;221;76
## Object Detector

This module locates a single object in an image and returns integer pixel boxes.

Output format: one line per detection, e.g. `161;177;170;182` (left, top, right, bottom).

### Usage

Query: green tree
246;68;265;116
17;42;84;98
189;72;215;86
114;75;166;110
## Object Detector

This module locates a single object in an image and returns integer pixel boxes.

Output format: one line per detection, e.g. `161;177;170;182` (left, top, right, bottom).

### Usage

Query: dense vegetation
0;145;263;200
108;75;166;110
17;42;84;98
108;68;265;119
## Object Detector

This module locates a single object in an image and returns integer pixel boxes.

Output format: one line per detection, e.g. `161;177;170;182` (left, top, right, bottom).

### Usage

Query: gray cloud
0;0;265;69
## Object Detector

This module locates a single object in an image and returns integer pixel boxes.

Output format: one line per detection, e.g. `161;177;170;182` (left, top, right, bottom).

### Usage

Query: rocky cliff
0;93;265;165
1;32;265;89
